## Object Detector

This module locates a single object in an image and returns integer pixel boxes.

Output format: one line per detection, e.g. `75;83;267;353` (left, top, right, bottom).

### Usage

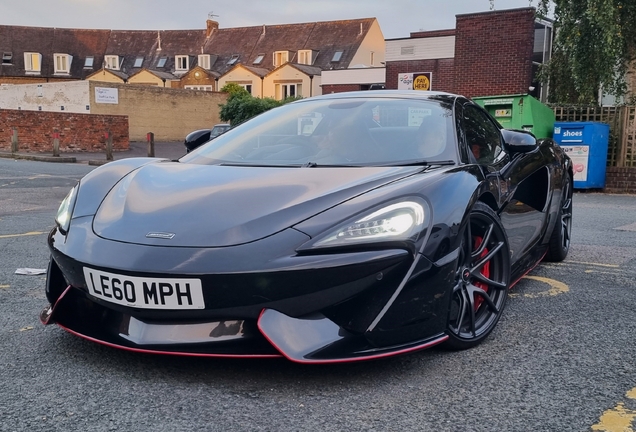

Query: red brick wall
604;167;636;194
454;8;535;98
0;109;129;153
385;59;455;92
321;84;365;94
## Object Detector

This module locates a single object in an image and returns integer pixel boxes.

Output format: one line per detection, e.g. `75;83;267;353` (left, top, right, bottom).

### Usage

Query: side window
462;105;503;164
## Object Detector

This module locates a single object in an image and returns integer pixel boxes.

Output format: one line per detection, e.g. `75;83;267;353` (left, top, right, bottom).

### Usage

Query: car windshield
181;97;457;167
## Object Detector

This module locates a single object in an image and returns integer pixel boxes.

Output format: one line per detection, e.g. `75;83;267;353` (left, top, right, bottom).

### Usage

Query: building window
401;46;415;56
298;50;312;65
185;85;213;91
2;52;12;64
54;54;72;74
239;84;253;94
198;54;211;69
275;83;302;99
370;51;375;66
331;50;343;62
175;55;189;71
157;57;167;68
134;56;144;68
227;54;239;65
253;54;264;65
24;53;41;73
84;57;94;68
273;51;288;67
105;55;120;70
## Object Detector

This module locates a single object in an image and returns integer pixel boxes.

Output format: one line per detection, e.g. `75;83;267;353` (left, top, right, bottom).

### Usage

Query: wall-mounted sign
95;87;118;104
398;72;432;91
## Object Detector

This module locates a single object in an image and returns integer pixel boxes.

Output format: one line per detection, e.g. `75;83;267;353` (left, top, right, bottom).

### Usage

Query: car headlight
310;200;428;248
55;184;78;234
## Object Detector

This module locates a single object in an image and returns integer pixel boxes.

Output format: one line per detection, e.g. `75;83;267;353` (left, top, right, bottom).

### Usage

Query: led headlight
55;184;78;234
311;200;428;248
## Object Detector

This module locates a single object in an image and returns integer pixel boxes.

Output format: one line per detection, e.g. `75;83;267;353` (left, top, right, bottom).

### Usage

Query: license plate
83;267;205;310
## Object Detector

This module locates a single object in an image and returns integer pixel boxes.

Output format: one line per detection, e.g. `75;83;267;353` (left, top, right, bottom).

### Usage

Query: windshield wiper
379;159;456;167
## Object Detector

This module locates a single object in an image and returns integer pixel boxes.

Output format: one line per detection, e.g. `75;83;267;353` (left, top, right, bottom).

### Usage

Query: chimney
206;19;219;38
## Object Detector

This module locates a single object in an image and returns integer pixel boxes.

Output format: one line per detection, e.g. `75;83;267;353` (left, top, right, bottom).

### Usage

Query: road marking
591;387;636;431
0;284;9;289
509;276;569;298
567;260;620;268
0;231;46;239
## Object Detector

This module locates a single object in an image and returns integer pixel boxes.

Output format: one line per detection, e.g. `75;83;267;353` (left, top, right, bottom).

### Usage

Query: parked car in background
184;123;231;152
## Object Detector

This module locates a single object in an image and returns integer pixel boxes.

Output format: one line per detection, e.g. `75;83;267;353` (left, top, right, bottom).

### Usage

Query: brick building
385;8;553;101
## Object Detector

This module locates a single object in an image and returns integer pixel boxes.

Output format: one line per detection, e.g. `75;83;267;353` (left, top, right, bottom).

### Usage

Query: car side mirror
501;129;537;154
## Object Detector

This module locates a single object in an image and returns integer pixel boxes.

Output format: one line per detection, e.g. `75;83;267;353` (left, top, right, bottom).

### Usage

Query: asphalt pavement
0;141;187;165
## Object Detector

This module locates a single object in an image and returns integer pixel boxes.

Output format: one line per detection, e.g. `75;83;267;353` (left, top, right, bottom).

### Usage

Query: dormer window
84;57;94;68
133;56;144;68
157;57;167;68
105;55;120;70
2;52;12;65
24;52;42;73
54;53;72;74
227;55;239;65
253;54;264;65
198;54;210;70
331;50;343;62
175;55;189;71
273;51;288;67
298;50;312;65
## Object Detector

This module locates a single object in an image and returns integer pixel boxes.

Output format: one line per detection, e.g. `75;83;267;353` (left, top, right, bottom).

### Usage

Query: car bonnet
92;161;420;247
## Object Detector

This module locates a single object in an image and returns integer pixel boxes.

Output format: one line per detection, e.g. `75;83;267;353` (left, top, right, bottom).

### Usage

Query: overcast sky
1;0;543;39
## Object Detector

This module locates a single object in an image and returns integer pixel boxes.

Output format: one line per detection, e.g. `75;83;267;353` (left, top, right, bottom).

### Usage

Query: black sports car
42;90;572;363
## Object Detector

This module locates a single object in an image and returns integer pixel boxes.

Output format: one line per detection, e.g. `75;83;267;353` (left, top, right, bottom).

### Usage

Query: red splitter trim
56;323;283;359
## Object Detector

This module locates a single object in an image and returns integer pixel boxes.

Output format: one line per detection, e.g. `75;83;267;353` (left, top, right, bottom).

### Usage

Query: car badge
146;232;176;240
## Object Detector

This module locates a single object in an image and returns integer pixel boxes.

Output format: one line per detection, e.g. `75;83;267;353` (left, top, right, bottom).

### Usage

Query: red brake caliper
473;236;490;310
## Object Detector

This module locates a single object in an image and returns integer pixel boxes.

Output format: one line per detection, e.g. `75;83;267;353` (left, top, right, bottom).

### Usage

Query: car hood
92;161;421;247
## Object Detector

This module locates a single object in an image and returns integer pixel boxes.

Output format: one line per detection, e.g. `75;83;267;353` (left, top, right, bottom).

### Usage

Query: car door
460;102;549;266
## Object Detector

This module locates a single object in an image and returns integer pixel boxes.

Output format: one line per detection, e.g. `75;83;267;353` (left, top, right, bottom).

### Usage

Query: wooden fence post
147;132;155;157
52;131;60;157
11;128;18;153
105;131;113;161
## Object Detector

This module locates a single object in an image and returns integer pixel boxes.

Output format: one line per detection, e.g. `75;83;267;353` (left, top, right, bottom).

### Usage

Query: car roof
303;89;464;102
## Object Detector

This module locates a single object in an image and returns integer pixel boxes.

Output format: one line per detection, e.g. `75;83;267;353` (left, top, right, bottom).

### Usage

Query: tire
445;202;511;350
545;172;573;262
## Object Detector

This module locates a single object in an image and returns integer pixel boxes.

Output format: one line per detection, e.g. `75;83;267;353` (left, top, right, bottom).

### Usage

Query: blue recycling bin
553;122;609;189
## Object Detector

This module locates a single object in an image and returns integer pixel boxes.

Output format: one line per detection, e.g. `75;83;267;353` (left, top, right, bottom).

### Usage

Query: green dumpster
472;94;555;139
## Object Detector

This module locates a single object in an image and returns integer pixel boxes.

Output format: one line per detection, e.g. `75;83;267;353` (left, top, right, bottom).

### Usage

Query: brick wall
0;109;128;153
385;59;455;92
604;167;636;194
454;8;535;98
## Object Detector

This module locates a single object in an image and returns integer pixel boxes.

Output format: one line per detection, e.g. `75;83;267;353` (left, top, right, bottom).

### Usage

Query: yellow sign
413;74;431;91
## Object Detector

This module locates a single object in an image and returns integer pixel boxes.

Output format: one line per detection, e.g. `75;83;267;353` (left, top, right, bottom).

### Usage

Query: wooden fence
552;105;636;167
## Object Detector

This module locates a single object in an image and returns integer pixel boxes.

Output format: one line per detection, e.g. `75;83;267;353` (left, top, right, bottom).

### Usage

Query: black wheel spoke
471;272;508;290
471;241;504;273
471;223;494;258
469;284;499;313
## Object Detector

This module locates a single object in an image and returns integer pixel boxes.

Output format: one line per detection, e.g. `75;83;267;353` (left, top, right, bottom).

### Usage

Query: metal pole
147;132;155;157
11;128;18;153
52;131;60;157
105;131;113;161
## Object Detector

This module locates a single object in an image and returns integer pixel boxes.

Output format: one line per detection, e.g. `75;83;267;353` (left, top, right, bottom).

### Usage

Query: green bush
219;84;302;125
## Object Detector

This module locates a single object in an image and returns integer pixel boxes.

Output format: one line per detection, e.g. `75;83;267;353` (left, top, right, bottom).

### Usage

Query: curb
0;152;76;163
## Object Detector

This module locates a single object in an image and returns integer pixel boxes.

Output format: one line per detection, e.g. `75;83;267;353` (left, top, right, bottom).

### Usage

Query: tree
536;0;636;104
218;83;301;125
